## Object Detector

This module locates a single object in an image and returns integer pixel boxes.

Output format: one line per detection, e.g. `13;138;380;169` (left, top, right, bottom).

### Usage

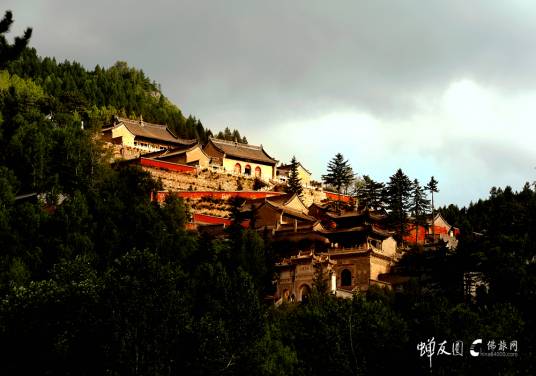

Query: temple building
276;161;312;187
404;213;459;249
276;251;336;302
142;143;211;168
245;193;314;229
101;116;196;158
203;137;277;179
245;195;399;301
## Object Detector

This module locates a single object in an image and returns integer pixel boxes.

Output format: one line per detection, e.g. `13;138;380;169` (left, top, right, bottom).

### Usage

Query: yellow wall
370;257;391;281
111;124;135;147
186;147;210;168
297;165;311;186
111;124;166;153
277;164;312;186
381;237;397;257
222;157;274;179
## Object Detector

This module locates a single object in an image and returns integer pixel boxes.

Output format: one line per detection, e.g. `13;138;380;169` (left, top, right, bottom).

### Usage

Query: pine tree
386;168;413;242
286;156;303;198
356;175;385;211
426;176;439;242
410;179;430;244
322;153;354;210
0;11;32;68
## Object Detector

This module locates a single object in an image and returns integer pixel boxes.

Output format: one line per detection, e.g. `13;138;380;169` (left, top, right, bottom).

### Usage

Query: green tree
322;153;354;210
426;176;439;242
355;175;385;211
386;168;412;241
286;156;303;198
410;179;430;244
0;11;32;68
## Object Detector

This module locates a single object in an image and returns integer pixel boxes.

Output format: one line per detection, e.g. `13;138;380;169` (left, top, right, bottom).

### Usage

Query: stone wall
143;167;258;192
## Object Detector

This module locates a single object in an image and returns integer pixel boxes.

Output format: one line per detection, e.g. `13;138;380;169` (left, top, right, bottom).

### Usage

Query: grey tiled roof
208;138;277;164
117;117;196;145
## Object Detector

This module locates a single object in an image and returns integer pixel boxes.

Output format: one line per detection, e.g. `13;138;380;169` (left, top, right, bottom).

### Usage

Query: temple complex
245;194;399;302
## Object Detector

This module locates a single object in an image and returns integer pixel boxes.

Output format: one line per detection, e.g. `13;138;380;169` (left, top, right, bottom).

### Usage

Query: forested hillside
0;11;534;375
4;47;247;143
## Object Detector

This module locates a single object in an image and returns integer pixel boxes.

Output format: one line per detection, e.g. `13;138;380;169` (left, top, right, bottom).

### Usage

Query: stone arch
341;268;352;287
299;284;311;301
234;163;241;174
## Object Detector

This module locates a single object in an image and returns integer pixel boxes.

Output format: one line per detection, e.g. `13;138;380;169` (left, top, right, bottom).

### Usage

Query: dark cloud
4;0;536;205
7;1;536;120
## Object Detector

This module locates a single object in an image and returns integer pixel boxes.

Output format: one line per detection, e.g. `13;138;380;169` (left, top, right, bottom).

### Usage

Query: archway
234;163;241;174
245;164;251;176
255;166;262;177
299;284;311;302
341;269;352;287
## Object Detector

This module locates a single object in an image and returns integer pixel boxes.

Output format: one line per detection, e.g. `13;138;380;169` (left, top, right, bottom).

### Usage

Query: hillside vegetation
0;11;533;375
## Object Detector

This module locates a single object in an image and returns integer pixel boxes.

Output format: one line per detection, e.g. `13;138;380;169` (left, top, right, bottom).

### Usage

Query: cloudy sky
5;1;536;206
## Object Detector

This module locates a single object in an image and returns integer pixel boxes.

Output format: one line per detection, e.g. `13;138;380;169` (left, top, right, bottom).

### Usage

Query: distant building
204;137;277;179
245;193;315;230
143;143;211;168
101;116;196;158
276;161;312;187
404;213;459;249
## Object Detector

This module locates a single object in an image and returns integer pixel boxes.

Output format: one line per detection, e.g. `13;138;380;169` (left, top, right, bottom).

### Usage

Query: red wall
139;158;196;174
404;224;458;244
404;224;427;244
155;190;284;202
192;213;250;228
325;192;352;203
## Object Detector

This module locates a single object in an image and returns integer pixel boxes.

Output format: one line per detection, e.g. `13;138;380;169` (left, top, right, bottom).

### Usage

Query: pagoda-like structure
246;196;399;302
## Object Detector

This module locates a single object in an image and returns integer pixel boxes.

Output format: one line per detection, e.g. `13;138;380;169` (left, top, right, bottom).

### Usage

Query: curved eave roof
209;137;277;165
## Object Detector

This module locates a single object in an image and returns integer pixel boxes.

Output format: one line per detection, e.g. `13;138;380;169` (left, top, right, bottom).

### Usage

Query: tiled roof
265;201;316;222
117;117;197;145
142;143;204;159
208;137;277;164
278;162;311;174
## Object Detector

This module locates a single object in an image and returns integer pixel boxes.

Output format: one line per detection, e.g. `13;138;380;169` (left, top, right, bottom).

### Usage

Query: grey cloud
8;1;536;121
4;0;536;204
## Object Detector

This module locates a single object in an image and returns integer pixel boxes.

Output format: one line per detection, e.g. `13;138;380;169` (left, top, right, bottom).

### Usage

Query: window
234;163;241;174
245;164;251;176
341;269;352;287
255;166;261;177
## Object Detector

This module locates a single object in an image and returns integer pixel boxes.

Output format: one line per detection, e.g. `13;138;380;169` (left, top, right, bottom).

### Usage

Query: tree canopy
386;168;413;241
0;10;32;68
286;156;303;197
322;153;354;194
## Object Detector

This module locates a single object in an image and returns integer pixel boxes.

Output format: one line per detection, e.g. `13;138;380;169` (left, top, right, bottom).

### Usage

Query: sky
4;0;536;206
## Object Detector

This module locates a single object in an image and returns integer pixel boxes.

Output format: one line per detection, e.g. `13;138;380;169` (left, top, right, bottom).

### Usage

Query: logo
417;338;518;368
470;339;482;357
